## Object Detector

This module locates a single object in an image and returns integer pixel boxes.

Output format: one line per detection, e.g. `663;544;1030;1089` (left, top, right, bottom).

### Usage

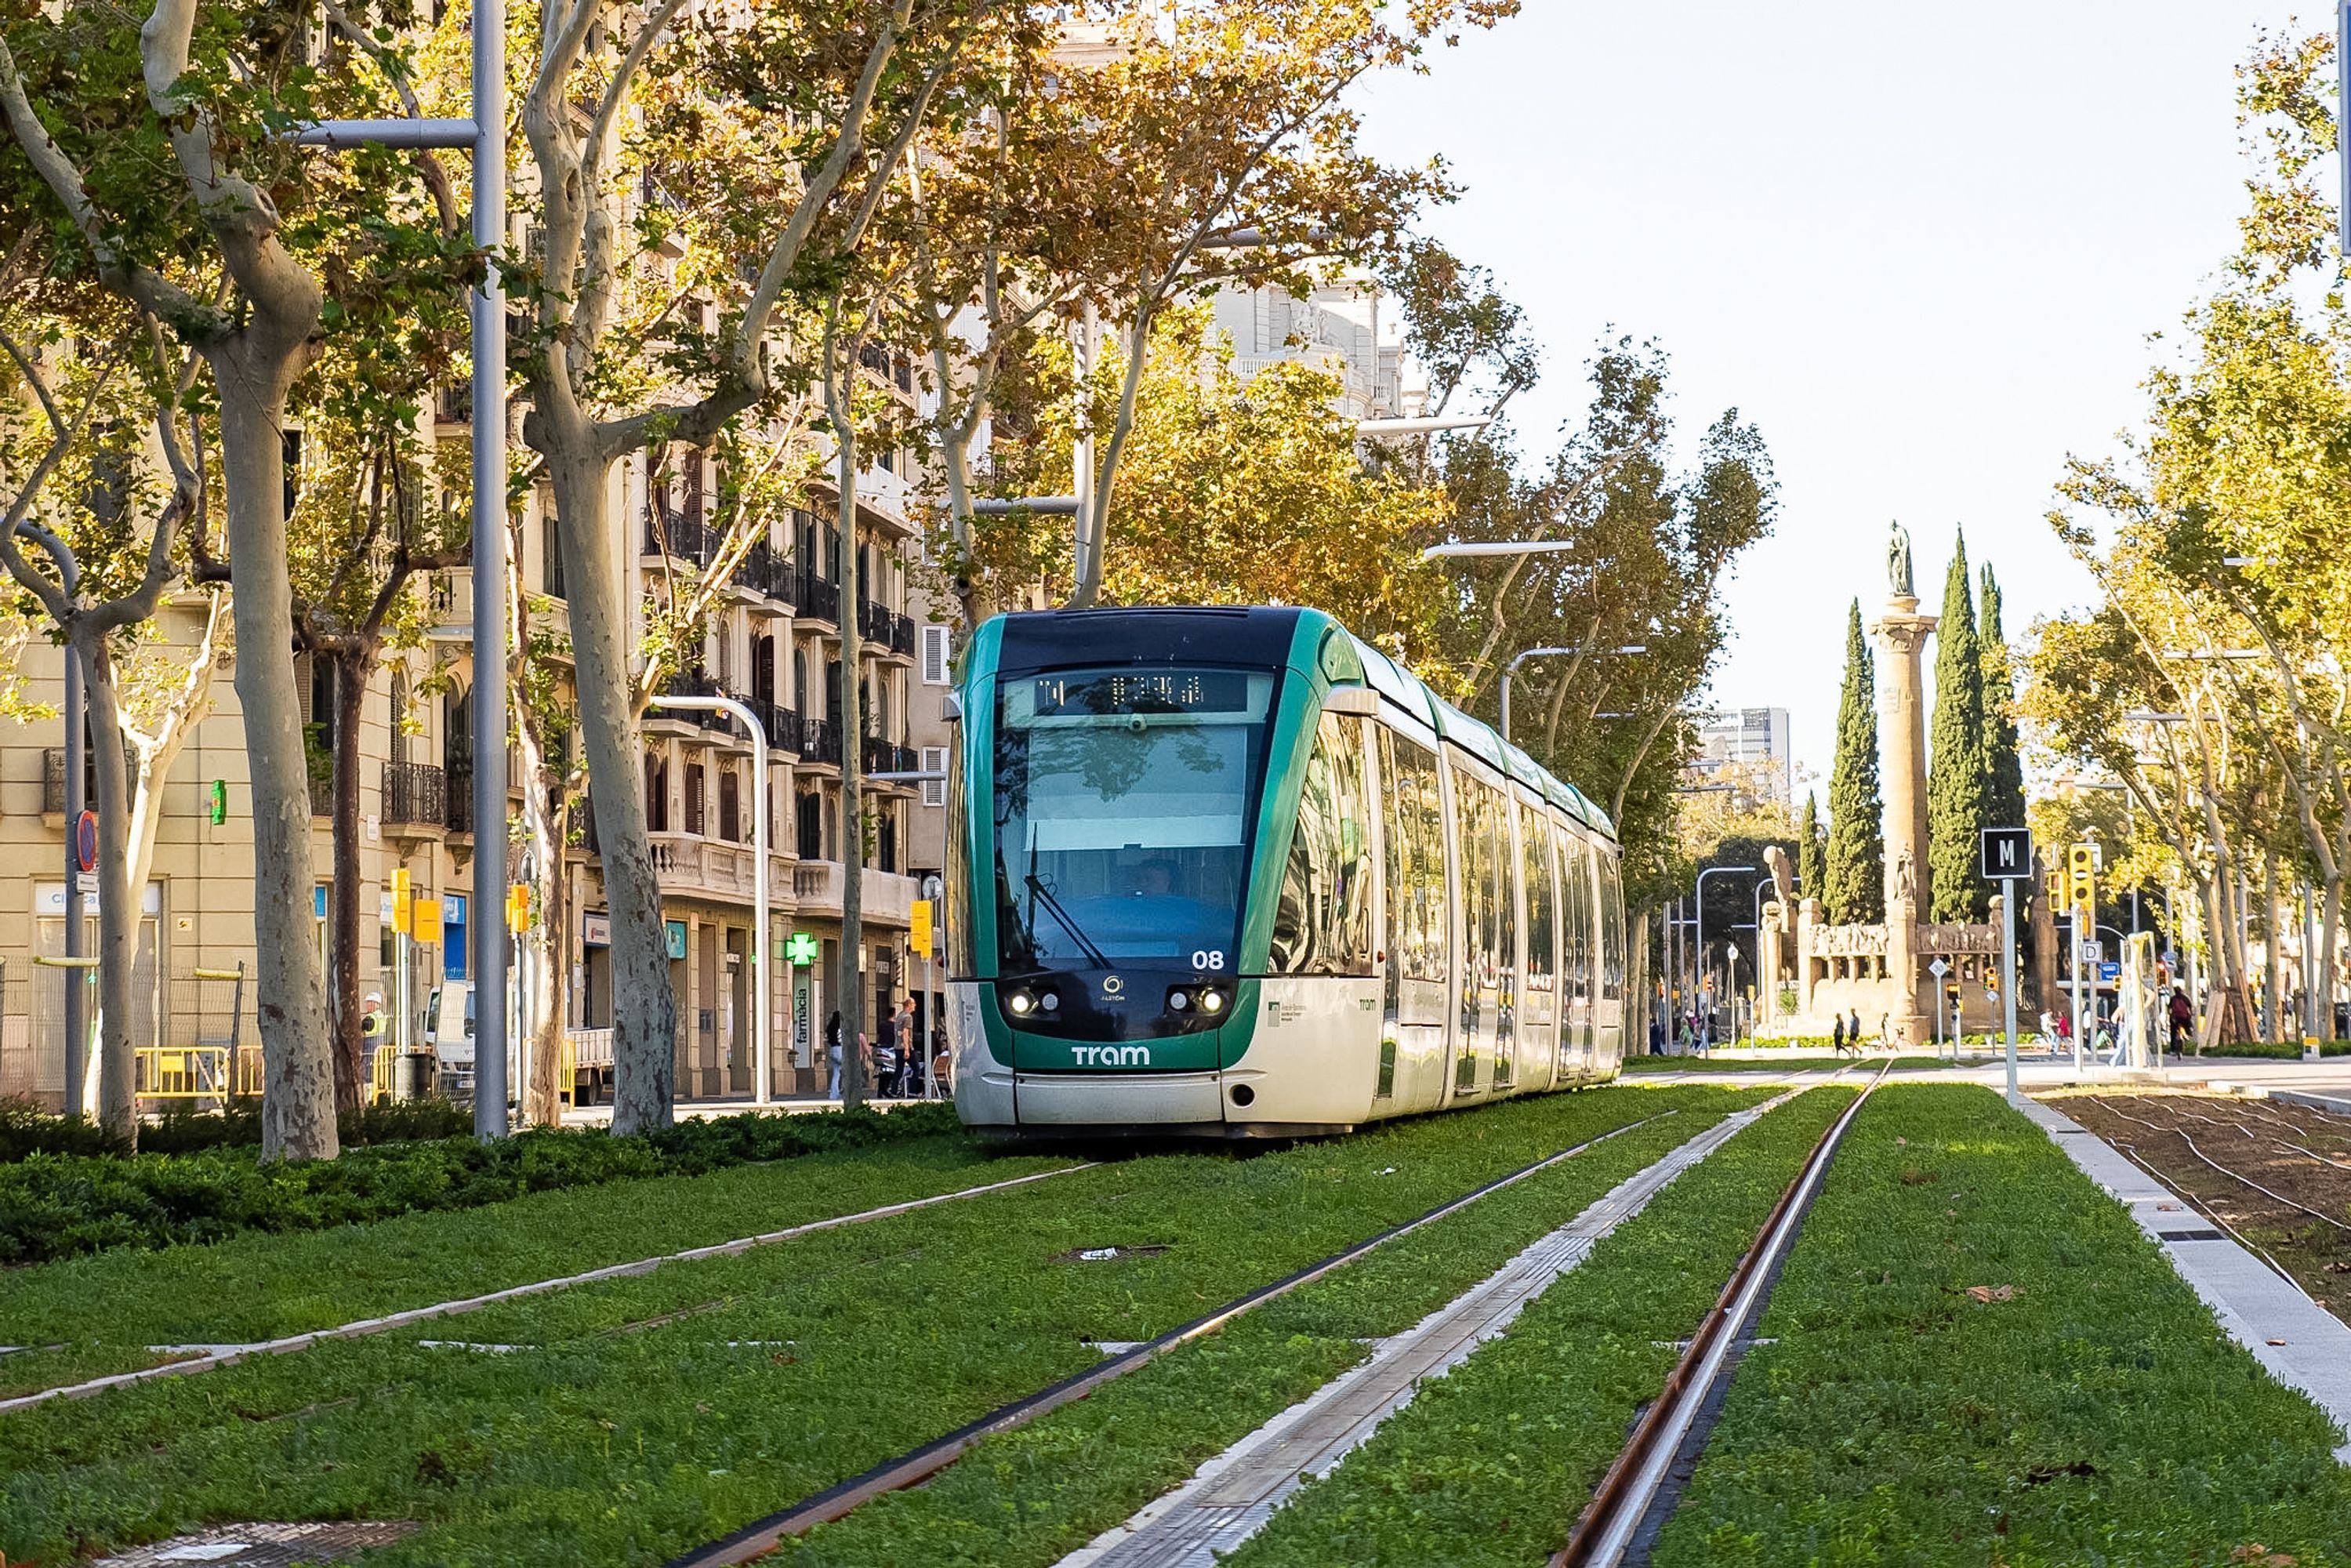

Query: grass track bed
0;1086;1748;1566
1649;1083;2351;1566
0;1137;1069;1400
1211;1084;1857;1568
760;1091;1765;1566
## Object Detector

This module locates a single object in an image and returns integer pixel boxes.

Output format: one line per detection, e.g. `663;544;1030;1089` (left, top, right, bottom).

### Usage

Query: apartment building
0;397;938;1107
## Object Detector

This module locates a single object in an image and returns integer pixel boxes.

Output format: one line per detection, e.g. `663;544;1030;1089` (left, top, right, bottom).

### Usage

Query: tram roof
1341;623;1616;844
975;606;1616;844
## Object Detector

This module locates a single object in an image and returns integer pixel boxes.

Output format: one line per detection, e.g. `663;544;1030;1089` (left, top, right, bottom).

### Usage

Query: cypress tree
1823;601;1885;924
1979;562;2027;837
1928;532;1990;922
1798;789;1825;902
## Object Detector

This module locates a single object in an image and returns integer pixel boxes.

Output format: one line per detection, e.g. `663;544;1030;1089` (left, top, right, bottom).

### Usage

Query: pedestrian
1847;1007;1863;1050
1647;1015;1664;1056
858;1029;873;1093
825;1011;844;1100
2168;987;2193;1052
1831;1012;1846;1056
897;997;919;1091
874;1018;901;1098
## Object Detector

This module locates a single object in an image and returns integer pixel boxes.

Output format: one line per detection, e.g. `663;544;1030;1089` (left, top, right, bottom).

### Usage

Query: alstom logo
1071;1045;1152;1067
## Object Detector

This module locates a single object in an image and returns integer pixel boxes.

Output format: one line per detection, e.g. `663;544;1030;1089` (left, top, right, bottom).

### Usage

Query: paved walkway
2018;1096;2351;1464
1055;1093;1800;1568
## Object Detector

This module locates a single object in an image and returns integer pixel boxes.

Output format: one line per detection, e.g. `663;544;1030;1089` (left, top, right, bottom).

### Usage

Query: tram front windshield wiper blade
1024;873;1112;970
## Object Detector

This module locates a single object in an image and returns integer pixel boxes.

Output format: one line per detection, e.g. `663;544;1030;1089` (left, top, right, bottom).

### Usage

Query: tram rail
664;1110;1680;1568
1551;1059;1892;1567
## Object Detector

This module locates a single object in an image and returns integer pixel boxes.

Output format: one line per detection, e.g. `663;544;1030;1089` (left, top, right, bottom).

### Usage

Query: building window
920;624;952;686
644;753;669;833
718;768;740;842
542;511;566;598
684;760;706;836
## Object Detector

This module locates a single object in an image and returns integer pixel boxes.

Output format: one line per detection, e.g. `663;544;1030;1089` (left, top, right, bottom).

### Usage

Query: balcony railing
733;540;789;601
654;670;742;739
641;510;722;568
800;718;843;765
383;761;448;829
792;569;840;624
744;698;801;753
862;739;920;776
42;745;132;815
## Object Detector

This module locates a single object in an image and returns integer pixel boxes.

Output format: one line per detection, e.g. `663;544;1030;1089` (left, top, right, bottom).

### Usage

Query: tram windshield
992;665;1276;975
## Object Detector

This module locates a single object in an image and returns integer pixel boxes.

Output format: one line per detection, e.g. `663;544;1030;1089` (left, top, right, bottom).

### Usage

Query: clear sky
1355;0;2308;804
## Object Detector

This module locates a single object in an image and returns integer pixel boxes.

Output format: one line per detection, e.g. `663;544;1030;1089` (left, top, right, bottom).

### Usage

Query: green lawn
1217;1086;1858;1568
1649;1084;2351;1566
0;1085;1758;1566
0;1135;1070;1400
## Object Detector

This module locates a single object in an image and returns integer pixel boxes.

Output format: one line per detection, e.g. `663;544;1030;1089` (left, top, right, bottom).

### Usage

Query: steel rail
0;1162;1096;1415
1551;1062;1892;1568
2084;1095;2351;1234
665;1111;1682;1568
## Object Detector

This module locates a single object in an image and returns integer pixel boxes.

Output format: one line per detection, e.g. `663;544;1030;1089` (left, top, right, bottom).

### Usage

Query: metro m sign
1980;827;2033;881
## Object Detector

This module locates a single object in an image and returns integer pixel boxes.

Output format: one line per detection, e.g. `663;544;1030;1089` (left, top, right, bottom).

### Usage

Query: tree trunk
2265;855;2282;1043
79;641;139;1149
837;430;869;1112
214;359;338;1162
2325;877;2344;1044
328;651;368;1112
547;439;675;1134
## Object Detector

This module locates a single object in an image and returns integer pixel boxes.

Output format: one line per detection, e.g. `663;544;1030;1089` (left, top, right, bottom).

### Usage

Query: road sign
1928;958;1950;978
1980;827;2032;880
2099;961;2121;982
413;896;443;944
910;898;934;956
73;810;97;873
2078;939;2103;964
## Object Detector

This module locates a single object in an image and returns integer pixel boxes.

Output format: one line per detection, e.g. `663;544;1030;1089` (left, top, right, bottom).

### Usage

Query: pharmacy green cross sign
785;932;820;967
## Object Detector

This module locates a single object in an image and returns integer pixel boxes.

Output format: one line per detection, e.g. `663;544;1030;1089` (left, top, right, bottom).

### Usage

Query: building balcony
445;768;475;836
791;570;840;626
731;541;792;615
862;739;920;778
787;860;916;927
856;601;916;656
641;510;723;568
743;698;801;754
800;718;843;767
383;761;448;839
649;833;800;906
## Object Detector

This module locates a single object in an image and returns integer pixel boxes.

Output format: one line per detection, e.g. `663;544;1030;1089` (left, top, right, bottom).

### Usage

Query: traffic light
2046;867;2069;916
2067;843;2097;920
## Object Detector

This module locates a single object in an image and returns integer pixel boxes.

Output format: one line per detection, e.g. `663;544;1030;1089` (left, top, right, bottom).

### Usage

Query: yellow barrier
132;1045;264;1101
557;1029;576;1107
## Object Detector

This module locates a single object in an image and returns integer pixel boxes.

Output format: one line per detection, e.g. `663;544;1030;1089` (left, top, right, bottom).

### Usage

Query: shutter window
920;746;948;808
920;623;952;686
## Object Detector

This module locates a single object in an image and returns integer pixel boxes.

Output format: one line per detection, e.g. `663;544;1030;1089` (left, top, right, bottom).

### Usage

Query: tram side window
946;726;973;976
1558;822;1588;1015
1599;854;1625;999
1521;800;1556;1012
1268;711;1373;976
1380;731;1447;1011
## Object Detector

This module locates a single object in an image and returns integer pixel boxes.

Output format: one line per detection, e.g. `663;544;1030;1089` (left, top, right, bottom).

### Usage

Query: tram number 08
1190;949;1227;972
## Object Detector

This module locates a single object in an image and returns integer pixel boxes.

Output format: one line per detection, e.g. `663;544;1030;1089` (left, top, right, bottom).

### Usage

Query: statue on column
1886;521;1914;598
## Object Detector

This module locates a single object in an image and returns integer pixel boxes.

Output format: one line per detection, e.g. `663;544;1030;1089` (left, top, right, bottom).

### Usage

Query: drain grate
97;1523;419;1566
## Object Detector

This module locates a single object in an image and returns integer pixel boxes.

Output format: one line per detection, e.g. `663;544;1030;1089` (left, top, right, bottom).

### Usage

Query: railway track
1551;1059;1892;1567
664;1109;1682;1568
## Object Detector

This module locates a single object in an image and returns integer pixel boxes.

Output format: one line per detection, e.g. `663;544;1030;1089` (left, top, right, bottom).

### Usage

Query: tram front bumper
1014;1069;1225;1127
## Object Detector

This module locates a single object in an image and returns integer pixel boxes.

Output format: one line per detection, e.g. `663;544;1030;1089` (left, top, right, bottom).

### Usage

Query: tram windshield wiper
1024;873;1112;970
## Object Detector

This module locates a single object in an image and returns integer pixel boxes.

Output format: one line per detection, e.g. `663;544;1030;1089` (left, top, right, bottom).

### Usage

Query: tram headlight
1199;985;1228;1015
1007;988;1037;1018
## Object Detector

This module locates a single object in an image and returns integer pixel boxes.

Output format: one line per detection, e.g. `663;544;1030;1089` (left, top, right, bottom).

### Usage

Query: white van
425;982;475;1094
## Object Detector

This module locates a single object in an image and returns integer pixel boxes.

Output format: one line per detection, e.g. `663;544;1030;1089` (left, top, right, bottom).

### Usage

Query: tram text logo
1070;1044;1152;1067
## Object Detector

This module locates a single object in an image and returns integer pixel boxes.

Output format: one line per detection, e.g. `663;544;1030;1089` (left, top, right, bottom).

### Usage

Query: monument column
1870;539;1938;1047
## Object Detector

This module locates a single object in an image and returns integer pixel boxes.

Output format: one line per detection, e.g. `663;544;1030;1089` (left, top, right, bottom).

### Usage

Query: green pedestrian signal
785;931;819;967
209;780;227;826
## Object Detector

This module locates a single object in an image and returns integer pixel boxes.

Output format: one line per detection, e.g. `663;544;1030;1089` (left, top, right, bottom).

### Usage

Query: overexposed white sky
1356;0;2309;799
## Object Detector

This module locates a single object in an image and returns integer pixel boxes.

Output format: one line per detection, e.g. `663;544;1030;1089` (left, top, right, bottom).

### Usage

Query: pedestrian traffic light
209;780;227;826
2046;868;2068;916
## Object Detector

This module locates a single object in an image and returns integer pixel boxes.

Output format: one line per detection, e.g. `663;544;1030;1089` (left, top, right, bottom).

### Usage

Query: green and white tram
945;606;1629;1137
